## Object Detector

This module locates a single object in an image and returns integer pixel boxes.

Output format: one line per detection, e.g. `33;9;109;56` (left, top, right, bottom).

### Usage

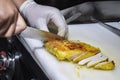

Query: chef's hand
0;0;26;37
61;2;94;23
19;0;67;37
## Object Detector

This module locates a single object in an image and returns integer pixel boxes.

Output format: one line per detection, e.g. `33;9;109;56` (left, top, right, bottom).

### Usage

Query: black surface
34;0;110;9
0;37;49;80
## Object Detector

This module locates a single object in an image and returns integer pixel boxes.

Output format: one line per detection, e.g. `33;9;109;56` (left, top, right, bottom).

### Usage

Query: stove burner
0;51;20;80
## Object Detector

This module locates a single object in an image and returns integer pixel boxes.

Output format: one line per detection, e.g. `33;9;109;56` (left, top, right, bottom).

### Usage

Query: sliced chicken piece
94;60;115;70
87;55;108;67
78;53;103;65
72;52;99;62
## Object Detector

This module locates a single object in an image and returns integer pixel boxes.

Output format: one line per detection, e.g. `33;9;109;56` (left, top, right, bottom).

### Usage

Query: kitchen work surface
19;22;120;80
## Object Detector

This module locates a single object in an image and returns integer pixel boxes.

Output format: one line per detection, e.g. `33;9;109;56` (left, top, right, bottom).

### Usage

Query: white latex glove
19;0;67;37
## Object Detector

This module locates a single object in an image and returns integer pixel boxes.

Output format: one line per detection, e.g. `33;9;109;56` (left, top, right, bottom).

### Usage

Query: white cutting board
20;23;120;80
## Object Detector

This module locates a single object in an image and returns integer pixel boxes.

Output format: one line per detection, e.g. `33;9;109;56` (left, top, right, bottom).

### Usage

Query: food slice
78;53;115;70
45;39;100;61
94;60;115;70
70;42;100;62
72;52;97;62
87;55;108;67
78;53;103;66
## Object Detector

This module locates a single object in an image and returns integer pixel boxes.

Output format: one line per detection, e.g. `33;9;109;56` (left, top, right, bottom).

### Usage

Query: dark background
34;0;120;22
34;0;108;10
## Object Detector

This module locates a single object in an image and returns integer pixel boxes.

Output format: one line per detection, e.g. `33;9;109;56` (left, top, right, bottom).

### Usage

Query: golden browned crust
45;39;100;62
94;61;115;70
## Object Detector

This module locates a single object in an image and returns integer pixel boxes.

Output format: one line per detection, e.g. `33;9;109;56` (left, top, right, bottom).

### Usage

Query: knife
98;22;120;37
91;17;120;37
21;27;65;42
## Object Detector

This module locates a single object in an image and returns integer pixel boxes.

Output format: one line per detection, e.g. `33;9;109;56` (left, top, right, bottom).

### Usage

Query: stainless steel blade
90;17;120;37
21;27;65;42
98;22;120;37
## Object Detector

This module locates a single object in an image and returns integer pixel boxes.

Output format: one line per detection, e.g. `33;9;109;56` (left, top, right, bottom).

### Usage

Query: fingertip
57;26;68;37
51;14;68;37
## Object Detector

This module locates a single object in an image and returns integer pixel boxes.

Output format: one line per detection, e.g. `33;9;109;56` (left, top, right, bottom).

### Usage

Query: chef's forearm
12;0;26;8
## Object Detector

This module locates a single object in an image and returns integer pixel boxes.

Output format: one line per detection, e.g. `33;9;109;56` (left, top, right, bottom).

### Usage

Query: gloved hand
19;0;67;37
61;2;94;23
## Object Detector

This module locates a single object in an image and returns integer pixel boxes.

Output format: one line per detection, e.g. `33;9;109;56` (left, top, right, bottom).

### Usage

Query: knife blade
21;27;65;42
98;22;120;37
90;17;120;37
